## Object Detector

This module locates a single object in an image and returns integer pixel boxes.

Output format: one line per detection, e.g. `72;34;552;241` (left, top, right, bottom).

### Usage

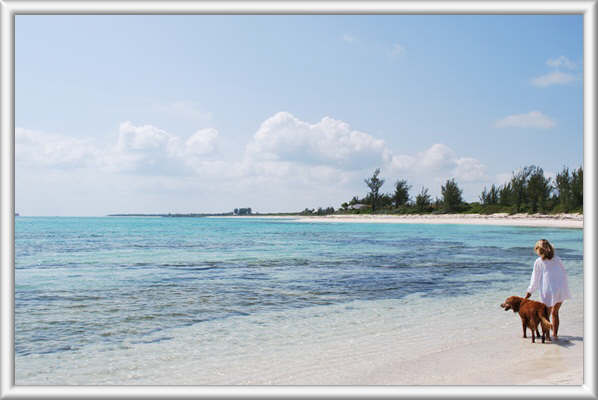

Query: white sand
363;307;584;385
266;213;583;229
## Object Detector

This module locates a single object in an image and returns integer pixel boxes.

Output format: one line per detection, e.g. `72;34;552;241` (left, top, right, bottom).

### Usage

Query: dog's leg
522;319;527;338
531;325;535;343
541;325;545;343
542;320;551;342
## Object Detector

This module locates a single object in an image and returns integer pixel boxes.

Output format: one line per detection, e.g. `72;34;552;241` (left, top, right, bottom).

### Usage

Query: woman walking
525;239;571;339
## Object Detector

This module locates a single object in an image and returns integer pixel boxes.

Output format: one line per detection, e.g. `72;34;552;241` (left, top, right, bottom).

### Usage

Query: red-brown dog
501;296;552;343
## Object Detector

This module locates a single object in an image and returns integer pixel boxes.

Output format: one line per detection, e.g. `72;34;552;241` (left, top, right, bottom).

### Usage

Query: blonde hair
535;239;555;260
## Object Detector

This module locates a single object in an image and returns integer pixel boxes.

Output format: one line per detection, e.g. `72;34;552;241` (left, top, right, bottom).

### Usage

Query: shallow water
15;216;583;384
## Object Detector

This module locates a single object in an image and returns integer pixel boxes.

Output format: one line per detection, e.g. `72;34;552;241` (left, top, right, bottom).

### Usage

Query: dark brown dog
501;296;552;343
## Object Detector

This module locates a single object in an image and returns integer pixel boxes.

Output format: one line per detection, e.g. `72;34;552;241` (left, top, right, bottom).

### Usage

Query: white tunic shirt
527;255;572;307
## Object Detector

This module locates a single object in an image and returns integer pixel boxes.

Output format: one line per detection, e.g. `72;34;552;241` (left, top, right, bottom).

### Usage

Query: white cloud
242;113;488;204
116;121;178;154
16;127;100;169
246;112;389;170
531;56;578;87
107;122;185;174
417;143;456;170
387;143;487;183
107;122;220;174
546;56;576;70
18;113;491;213
495;111;556;129
531;71;576;87
17;122;220;176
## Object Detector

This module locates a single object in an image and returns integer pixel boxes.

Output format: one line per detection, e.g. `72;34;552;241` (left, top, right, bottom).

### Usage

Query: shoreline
17;291;583;385
214;213;584;229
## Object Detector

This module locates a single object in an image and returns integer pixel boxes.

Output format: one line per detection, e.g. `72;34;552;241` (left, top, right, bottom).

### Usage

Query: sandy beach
231;294;585;386
361;298;584;385
224;213;583;229
182;294;584;386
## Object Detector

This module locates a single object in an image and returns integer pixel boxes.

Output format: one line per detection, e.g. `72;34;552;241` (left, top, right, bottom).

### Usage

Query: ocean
15;216;584;384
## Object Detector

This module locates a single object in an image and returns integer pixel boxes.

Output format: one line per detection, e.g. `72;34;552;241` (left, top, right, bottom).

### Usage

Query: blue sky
15;15;583;215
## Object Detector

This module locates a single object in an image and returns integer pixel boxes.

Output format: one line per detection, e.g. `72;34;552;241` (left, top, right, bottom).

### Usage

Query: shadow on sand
551;335;583;348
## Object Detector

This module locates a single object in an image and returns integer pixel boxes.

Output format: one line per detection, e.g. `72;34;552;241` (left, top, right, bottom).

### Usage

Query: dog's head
500;296;522;313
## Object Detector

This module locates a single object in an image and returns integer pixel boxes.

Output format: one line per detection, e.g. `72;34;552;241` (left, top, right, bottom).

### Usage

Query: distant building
348;203;368;210
234;208;252;215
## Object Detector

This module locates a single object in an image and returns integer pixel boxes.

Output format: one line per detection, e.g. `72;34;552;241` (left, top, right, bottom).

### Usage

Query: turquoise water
15;216;583;360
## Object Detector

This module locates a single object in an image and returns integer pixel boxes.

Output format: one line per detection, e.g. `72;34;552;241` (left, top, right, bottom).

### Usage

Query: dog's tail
540;314;553;331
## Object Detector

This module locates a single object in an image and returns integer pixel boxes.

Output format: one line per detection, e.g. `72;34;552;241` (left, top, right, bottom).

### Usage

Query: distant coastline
107;212;234;218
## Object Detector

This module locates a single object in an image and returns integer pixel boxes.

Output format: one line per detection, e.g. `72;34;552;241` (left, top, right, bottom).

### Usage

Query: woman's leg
551;302;562;338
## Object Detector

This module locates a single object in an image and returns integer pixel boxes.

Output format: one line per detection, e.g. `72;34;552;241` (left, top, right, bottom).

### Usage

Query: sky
15;15;583;216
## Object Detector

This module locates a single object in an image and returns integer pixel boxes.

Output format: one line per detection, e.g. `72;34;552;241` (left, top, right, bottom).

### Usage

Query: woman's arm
526;259;541;297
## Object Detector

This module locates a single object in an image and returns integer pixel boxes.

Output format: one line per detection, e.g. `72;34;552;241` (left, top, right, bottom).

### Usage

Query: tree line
337;165;583;215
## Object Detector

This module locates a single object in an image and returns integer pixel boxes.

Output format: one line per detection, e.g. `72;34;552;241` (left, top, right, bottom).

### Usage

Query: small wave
130;336;174;345
38;344;73;355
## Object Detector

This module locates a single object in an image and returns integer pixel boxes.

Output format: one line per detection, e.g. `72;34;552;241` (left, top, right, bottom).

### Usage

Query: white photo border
0;1;596;399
